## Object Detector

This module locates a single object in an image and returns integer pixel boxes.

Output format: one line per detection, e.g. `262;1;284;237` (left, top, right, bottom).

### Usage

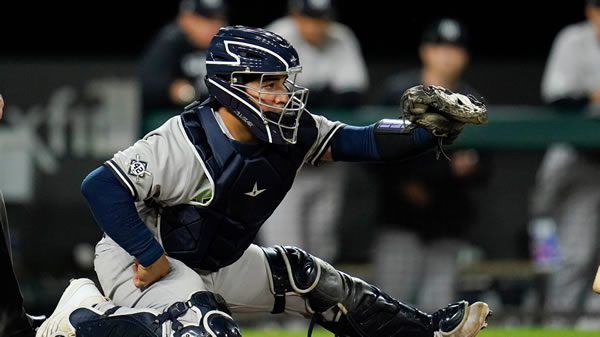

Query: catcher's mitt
400;84;487;158
401;84;487;139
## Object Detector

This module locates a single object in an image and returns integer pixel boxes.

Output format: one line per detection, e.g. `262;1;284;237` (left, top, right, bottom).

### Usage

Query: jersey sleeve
304;112;345;166
104;116;205;205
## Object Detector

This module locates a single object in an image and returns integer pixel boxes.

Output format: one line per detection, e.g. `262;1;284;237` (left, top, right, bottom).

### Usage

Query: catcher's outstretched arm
326;119;435;162
323;85;488;163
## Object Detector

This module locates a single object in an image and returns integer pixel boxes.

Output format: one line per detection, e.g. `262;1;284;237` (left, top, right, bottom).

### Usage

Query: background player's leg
373;229;423;305
545;187;600;324
0;190;35;337
260;165;343;262
417;239;465;313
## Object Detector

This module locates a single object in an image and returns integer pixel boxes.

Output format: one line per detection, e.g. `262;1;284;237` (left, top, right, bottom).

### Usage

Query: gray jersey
105;109;342;234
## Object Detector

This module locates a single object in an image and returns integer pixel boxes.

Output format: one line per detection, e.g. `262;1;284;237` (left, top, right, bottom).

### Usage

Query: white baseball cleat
35;278;107;337
434;301;491;337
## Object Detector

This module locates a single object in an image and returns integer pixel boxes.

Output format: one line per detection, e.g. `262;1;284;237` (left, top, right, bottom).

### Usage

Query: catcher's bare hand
132;254;170;288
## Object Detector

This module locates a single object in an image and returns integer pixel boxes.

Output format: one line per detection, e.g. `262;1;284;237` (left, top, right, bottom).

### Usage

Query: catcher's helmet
205;25;308;144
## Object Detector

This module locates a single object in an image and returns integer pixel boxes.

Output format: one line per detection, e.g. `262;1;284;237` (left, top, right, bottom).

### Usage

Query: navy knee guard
70;291;241;337
262;245;467;337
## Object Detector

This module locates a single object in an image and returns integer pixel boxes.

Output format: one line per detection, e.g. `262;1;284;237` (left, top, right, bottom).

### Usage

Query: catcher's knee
71;291;241;337
262;245;347;314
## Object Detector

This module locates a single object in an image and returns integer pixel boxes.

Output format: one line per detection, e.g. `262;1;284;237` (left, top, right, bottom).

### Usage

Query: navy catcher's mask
205;25;309;144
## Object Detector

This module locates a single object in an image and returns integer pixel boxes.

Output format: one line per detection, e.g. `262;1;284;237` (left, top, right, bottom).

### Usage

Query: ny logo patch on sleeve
128;154;152;182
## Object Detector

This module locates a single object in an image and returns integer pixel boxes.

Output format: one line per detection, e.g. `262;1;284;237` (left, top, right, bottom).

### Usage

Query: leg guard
262;245;489;337
71;291;241;337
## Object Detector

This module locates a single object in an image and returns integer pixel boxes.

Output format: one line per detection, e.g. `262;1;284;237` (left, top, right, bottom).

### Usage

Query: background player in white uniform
265;0;368;107
37;26;490;337
531;0;600;325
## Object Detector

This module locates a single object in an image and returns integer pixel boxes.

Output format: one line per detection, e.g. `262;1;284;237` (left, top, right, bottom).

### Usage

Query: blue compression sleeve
330;123;435;161
81;165;164;267
330;124;379;161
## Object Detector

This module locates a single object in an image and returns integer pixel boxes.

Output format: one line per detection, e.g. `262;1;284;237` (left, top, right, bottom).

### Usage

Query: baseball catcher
37;26;490;337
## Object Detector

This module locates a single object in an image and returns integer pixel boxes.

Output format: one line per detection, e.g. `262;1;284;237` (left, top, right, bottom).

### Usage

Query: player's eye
261;81;278;91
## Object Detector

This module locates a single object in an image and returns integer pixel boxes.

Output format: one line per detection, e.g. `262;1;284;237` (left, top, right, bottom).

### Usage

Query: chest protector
159;103;318;271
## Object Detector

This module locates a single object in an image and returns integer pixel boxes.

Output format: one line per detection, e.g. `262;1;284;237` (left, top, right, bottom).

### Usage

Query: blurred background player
138;0;227;135
260;0;370;263
372;18;492;313
380;17;480;105
264;0;368;107
530;0;600;326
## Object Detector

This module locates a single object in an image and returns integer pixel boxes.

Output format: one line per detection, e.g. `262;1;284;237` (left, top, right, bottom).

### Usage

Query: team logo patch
244;182;266;197
128;154;152;181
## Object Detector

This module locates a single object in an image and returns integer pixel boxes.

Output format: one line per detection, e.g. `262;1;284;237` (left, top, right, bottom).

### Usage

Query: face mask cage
230;69;309;144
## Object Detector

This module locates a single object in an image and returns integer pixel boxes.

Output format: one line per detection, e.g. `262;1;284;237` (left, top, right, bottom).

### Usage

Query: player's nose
274;92;289;105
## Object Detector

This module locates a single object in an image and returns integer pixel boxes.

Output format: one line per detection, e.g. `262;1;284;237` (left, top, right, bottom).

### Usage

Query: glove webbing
436;138;451;161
